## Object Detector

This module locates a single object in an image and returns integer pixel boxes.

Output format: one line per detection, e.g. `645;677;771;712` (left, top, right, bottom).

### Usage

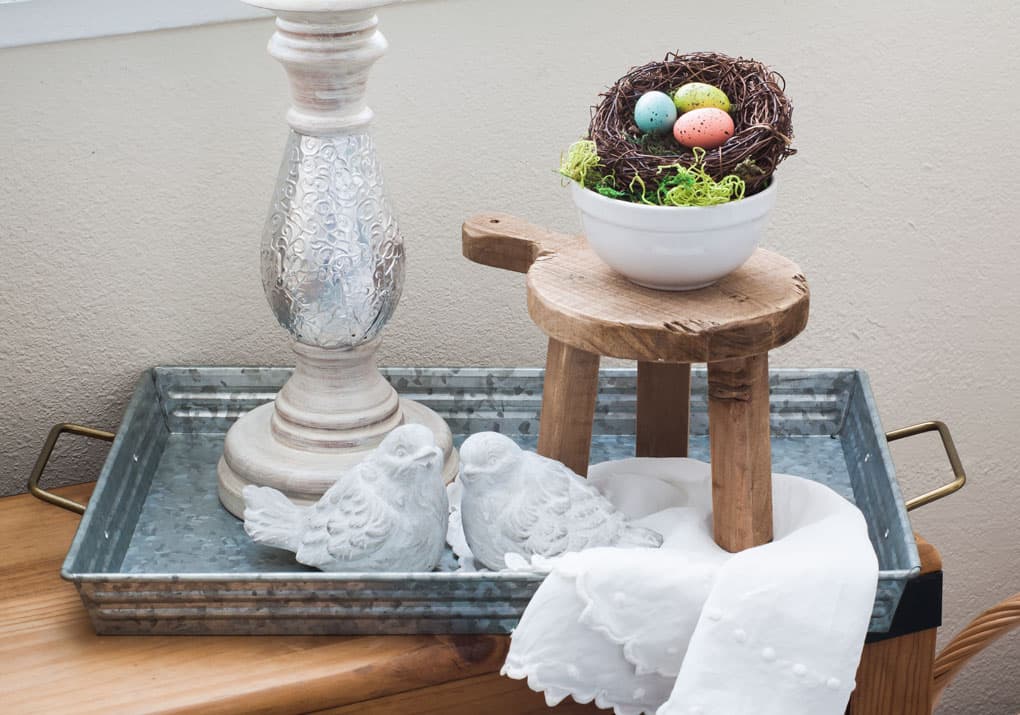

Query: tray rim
61;368;159;582
60;366;920;617
853;368;920;581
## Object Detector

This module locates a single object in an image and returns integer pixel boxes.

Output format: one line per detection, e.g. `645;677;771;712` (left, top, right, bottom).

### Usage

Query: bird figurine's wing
243;485;307;553
295;468;395;569
502;452;628;557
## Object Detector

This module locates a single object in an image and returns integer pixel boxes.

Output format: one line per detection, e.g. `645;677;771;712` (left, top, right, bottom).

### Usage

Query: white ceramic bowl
571;177;778;291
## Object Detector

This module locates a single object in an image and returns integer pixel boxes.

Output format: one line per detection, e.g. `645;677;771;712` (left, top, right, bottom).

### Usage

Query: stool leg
636;362;690;458
707;353;773;552
537;338;600;477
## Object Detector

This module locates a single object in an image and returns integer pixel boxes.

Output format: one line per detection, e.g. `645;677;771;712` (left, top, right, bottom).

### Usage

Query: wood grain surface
316;673;597;715
462;211;582;275
636;361;691;458
462;212;810;363
536;337;602;476
848;538;942;715
708;354;774;551
2;485;941;714
463;211;807;555
0;484;600;715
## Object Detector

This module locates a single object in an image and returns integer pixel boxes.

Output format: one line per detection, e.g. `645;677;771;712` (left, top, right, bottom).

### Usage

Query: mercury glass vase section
262;131;405;349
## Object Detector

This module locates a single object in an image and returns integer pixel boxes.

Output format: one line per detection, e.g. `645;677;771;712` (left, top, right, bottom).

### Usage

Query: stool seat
463;211;810;553
464;213;809;363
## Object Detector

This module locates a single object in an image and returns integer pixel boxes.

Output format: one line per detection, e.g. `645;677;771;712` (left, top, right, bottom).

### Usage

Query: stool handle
462;212;580;274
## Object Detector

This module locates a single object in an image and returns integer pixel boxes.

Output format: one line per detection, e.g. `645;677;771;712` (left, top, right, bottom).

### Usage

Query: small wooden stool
463;212;810;552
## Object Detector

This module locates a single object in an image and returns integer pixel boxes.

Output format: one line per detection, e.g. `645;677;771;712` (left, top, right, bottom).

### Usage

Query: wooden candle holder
216;0;458;518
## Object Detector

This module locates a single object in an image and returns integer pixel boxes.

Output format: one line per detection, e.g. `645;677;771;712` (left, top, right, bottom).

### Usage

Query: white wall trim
0;0;269;49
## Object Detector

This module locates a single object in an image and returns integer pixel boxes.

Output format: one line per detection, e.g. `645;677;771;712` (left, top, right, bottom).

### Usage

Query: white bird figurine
242;424;449;572
457;432;663;570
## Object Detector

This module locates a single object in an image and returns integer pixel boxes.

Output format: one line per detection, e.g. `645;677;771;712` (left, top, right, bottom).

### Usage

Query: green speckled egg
634;91;678;135
673;82;731;114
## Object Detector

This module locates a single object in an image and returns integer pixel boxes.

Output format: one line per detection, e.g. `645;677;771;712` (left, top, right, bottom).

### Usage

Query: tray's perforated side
839;371;921;626
152;367;857;439
64;372;168;576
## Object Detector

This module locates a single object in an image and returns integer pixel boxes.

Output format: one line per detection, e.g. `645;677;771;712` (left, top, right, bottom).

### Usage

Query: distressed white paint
0;1;1017;711
217;340;457;517
255;2;386;134
216;1;455;517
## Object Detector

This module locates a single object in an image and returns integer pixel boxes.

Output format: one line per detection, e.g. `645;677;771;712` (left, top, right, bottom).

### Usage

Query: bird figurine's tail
242;485;304;552
618;524;664;549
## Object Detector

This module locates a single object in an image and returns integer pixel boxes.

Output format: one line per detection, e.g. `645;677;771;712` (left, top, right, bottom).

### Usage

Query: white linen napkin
449;457;878;715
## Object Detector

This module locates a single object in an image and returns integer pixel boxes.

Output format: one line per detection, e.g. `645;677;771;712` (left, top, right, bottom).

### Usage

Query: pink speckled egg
672;107;735;150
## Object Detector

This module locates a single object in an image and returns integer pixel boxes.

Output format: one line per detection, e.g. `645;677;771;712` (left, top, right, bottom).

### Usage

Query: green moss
655;148;746;206
559;141;745;207
559;140;603;188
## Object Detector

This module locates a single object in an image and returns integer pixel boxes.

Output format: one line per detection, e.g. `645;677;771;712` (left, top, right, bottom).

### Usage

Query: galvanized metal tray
52;367;937;635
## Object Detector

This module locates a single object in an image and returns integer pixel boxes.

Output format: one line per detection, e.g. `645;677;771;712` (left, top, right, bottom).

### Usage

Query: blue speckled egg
634;91;678;135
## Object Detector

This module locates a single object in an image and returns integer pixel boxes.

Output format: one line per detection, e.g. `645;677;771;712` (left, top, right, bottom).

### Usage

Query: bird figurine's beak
413;445;442;465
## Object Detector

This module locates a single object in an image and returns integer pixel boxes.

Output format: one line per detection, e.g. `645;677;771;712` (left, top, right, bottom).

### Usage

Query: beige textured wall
1;0;1017;711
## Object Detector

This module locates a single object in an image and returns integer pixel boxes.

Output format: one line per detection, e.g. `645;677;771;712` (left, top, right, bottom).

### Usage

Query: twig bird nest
589;51;795;196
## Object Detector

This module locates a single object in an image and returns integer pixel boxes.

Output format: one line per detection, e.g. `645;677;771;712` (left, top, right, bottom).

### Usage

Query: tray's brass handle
28;423;115;514
886;420;966;511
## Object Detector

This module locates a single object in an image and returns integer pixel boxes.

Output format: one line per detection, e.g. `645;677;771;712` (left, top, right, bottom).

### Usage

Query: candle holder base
219;1;458;520
217;340;457;518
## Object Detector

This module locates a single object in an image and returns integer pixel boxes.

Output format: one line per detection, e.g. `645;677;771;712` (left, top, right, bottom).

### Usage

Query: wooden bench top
0;484;597;715
0;483;939;714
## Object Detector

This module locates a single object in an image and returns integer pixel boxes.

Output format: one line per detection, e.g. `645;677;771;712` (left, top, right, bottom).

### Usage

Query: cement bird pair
243;425;661;573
